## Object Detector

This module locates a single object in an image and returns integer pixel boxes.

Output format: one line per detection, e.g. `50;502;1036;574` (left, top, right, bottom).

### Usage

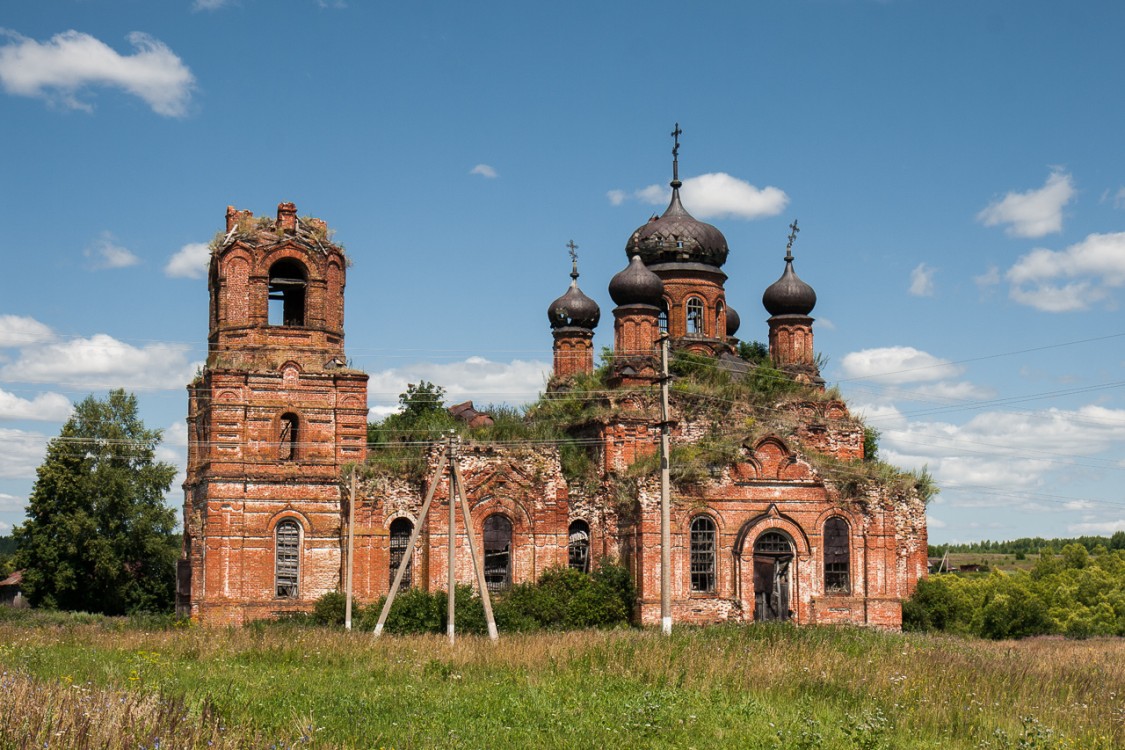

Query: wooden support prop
374;447;446;636
452;461;499;641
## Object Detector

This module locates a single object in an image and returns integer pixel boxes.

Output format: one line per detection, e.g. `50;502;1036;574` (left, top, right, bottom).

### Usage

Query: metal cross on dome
671;123;682;182
567;239;579;279
786;219;800;258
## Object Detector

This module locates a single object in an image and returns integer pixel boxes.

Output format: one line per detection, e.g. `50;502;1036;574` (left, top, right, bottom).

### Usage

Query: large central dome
625;180;729;268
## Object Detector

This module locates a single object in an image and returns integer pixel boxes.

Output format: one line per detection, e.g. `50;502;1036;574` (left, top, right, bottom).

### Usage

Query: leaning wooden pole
344;466;357;631
452;460;499;641
374;447;445;636
446;433;457;645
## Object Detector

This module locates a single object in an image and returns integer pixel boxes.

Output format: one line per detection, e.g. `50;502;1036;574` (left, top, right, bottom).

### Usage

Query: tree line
905;543;1125;638
930;533;1125;557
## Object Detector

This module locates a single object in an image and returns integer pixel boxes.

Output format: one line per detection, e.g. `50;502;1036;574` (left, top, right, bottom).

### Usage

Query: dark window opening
754;531;794;621
658;303;669;334
268;259;307;326
690;516;716;592
824;517;850;594
276;520;300;598
686;297;704;335
568;520;590;573
279;413;299;462
483;514;512;592
389;517;414;590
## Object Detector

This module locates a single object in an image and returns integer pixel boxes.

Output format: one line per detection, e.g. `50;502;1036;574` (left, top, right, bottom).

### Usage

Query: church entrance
753;531;794;622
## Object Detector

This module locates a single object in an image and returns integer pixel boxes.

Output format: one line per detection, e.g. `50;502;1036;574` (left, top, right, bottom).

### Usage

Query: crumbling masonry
180;159;927;627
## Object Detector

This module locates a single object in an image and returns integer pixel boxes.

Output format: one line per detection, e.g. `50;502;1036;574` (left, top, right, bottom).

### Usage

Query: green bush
313;590;347;625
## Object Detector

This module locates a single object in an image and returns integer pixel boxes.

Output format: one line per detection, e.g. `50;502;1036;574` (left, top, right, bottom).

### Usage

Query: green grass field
1;612;1121;749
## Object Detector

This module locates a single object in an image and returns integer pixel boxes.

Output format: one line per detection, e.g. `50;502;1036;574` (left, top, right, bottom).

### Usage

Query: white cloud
0;521;10;534
1067;519;1125;534
909;263;935;297
84;231;139;270
1004;232;1125;312
164;242;210;279
0;427;49;479
0;29;195;117
926;515;947;529
0;389;72;421
1113;188;1125;210
0;492;25;512
366;357;549;412
976;169;1075;238
0;315;55;347
612;172;788;220
974;265;1001;288
470;164;498;179
192;0;234;10
0;334;201;390
839;346;963;385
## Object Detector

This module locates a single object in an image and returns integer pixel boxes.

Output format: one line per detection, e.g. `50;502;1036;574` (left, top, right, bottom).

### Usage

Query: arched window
279;413;299;462
275;520;300;598
824;517;850;594
715;300;725;335
686;297;705;335
658;302;669;334
483;515;513;592
689;516;716;592
568;520;590;573
268;259;307;326
389;517;414;590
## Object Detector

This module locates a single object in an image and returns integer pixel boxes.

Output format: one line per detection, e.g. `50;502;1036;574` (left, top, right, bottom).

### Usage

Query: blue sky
2;0;1124;544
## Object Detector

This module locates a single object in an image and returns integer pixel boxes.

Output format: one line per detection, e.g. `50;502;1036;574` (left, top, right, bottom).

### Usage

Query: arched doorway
753;530;794;621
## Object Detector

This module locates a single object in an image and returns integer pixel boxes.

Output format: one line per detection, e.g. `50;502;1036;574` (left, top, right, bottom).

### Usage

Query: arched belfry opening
268;259;308;326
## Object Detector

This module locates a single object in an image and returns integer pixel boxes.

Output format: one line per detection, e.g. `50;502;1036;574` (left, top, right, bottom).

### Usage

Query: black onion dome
548;269;600;330
609;254;664;306
626;184;729;268
725;306;741;337
763;255;817;316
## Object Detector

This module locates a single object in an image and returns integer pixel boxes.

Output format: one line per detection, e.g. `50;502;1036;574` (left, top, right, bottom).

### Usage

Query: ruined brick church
179;144;928;627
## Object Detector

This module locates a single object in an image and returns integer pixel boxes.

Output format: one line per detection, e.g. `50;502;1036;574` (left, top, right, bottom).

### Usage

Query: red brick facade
180;197;927;629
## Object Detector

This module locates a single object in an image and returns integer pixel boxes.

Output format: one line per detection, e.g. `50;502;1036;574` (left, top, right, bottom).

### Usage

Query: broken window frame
715;300;725;335
483;514;513;592
658;301;669;334
279;412;299;462
388;517;414;590
823;516;851;595
568;519;590;574
686;297;705;335
275;520;300;598
689;515;716;593
268;259;308;327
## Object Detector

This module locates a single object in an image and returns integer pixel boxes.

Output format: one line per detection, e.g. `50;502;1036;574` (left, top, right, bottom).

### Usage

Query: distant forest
930;532;1125;557
0;535;15;557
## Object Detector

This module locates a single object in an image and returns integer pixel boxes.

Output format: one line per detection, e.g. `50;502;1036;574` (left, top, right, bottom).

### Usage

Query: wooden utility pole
659;333;672;636
447;432;457;644
344;465;357;631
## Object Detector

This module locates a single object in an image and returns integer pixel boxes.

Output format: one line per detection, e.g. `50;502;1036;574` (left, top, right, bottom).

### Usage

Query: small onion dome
548;272;600;330
609;254;664;306
725;306;741;337
763;254;817;316
625;182;729;268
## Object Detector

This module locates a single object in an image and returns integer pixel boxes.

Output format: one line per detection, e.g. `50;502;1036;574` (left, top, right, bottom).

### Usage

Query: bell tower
181;203;369;624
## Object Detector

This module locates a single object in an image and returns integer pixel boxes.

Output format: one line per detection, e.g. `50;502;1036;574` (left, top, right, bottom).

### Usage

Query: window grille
824;517;851;594
686;297;704;334
388;518;413;589
276;520;300;598
690;516;716;592
483;515;512;592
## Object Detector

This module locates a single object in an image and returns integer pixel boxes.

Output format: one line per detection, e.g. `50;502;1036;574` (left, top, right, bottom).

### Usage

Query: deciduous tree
13;390;177;614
